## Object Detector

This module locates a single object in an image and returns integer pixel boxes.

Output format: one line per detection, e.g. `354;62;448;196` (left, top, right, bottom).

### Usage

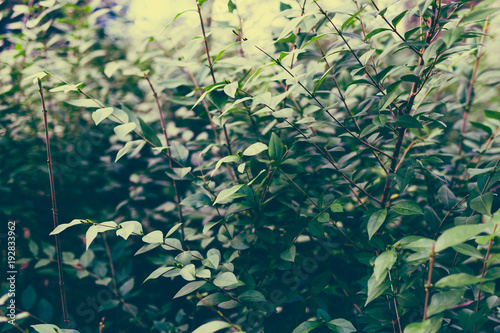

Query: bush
1;0;500;332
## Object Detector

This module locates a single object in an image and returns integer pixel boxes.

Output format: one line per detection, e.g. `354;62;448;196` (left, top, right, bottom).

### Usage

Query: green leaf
341;6;365;32
166;223;183;237
174;281;206;298
292;321;322;333
213;272;238;287
435;224;486;253
395;115;423;128
374;249;397;281
113;122;136;139
437;185;457;210
104;61;121;78
373;114;387;127
92;107;114;125
85;225;99;251
280;245;296;262
239;290;266;303
326;319;357;333
392;201;423;215
470;192;493;216
401;74;421;83
404;320;431;333
116;221;143;240
364;28;390;41
330;202;344;213
484;110;500;120
470;122;492;136
180;264;196;281
392;10;408;27
243;142;268;156
269;132;284;160
115;140;146;162
367;209;387;240
31;325;79;333
180;193;212;208
273;108;293;118
366;276;390;306
66;99;101;108
49;219;84;235
170;141;189;163
435;273;483;288
213;184;244;205
139;118;162;147
426;289;464;317
142;230;163;244
280;159;304;174
143;266;173;283
223;81;238;98
227;0;236;12
192;321;232;333
211;155;240;177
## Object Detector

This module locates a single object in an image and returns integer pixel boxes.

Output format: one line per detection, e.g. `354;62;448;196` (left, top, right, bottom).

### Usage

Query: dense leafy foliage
1;0;500;332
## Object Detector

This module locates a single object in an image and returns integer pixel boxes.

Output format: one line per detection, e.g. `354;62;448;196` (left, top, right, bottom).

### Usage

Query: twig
255;45;394;160
144;73;186;244
423;244;436;321
370;0;422;58
196;292;242;331
458;17;490;155
279;169;361;248
195;0;233;156
474;224;497;333
37;79;70;329
432;195;468;239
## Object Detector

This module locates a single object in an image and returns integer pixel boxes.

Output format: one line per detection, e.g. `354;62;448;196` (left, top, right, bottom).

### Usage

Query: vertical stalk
458;17;489;155
144;73;185;244
195;0;233;156
423;244;436;321
38;79;70;329
474;224;497;333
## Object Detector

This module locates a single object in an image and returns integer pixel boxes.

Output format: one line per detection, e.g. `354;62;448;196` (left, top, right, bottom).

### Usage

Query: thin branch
370;0;422;58
423;243;436;321
37;79;70;329
255;45;394;160
144;73;186;244
432;195;468;239
474;224;497;333
313;1;403;115
279;169;361;249
195;0;233;156
458;17;490;155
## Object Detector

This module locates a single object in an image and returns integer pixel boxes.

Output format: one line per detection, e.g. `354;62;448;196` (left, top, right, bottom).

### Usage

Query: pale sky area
121;0;390;54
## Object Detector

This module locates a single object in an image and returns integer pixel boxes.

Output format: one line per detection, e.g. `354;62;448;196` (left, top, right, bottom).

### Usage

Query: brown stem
423;243;436;321
195;0;233;156
474;224;498;333
144;73;185;243
196;292;242;331
37;79;70;329
458;17;489;155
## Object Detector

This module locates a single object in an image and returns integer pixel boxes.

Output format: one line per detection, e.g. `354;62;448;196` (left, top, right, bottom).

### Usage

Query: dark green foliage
1;0;500;333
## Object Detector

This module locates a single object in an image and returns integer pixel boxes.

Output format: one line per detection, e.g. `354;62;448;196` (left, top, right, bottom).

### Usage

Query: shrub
1;0;500;332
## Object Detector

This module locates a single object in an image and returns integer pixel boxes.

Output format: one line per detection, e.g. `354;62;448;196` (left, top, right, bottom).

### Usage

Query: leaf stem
37;79;70;329
144;73;186;244
423;243;435;321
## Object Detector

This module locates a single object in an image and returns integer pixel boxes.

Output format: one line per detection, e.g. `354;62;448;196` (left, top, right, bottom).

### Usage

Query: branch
37;79;70;329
